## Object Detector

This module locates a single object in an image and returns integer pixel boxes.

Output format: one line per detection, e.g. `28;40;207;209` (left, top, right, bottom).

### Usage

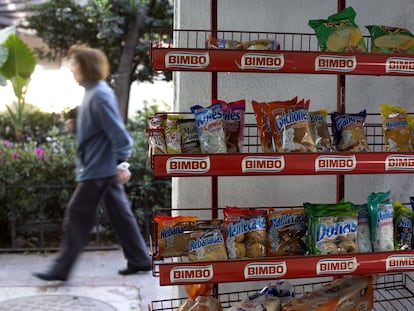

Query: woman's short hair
67;45;110;81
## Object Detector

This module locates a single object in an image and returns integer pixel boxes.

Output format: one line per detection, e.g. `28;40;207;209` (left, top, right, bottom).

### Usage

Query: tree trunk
114;10;147;122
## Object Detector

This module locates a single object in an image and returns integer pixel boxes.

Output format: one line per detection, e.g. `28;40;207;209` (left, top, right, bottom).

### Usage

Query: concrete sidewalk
0;249;175;310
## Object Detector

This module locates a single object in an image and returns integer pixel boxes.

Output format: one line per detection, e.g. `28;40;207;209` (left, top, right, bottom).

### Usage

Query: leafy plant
0;26;37;139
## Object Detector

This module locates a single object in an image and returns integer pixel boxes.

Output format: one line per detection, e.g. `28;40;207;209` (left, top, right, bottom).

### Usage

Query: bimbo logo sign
166;157;210;174
386;254;414;271
170;265;213;282
317;257;358;275
239;53;284;70
165;51;209;69
385;154;414;171
315;55;357;72
315;155;356;172
242;156;285;173
244;262;287;279
386;57;414;74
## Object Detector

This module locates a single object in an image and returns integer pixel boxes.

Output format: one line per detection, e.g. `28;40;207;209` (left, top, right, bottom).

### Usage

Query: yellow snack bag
380;103;411;152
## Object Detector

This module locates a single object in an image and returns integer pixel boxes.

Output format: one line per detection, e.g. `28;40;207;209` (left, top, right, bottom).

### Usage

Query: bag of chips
308;6;367;52
366;25;414;54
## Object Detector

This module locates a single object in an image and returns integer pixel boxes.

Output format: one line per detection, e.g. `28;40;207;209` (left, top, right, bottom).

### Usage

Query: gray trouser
51;176;151;277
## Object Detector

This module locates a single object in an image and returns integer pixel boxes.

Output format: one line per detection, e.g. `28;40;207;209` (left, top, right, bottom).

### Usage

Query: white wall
172;0;414;296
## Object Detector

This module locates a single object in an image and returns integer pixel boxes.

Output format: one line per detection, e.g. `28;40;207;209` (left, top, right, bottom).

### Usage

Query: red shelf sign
153;152;414;177
152;49;414;76
158;251;414;285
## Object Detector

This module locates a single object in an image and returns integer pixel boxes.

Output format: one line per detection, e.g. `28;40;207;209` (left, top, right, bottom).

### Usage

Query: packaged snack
187;220;228;262
367;191;394;251
267;208;307;256
239;39;280;50
393;200;413;250
191;103;227;153
223;206;267;259
154;215;198;258
353;203;372;253
309;110;335;152
149;113;167;129
331;110;370;152
180;119;201;153
165;115;183;153
380;103;411;152
366;25;414;54
305;202;358;255
265;98;316;153
146;128;167;163
251;100;276;152
283;275;374;311
206;35;241;49
308;7;367;52
408;116;414;151
215;99;246;153
177;284;222;311
230;283;282;311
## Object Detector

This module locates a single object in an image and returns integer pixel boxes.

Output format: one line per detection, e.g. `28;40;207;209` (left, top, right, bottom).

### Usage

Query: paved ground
0;249;176;311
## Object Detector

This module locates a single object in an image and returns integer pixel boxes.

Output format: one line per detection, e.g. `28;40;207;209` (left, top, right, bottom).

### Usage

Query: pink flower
36;147;44;157
2;140;11;148
12;153;20;159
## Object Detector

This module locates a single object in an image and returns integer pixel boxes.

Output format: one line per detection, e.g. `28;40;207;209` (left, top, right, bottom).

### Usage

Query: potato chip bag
331;110;370;152
380;103;411;152
308;6;367;52
366;25;414;54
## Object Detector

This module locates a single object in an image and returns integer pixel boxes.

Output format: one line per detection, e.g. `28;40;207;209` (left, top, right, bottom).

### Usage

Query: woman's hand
117;168;131;184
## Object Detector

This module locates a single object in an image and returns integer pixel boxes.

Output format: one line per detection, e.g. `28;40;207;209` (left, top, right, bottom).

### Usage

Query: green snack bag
366;25;414;54
367;191;394;251
305;202;358;255
308;7;367;52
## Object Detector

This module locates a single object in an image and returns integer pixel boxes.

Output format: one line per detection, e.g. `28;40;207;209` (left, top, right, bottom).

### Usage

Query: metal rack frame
149;273;414;311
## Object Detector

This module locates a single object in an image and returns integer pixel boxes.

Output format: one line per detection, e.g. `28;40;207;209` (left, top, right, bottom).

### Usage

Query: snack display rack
148;1;414;309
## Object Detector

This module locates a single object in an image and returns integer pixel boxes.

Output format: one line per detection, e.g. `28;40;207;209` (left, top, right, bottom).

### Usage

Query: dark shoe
118;265;152;275
33;271;67;282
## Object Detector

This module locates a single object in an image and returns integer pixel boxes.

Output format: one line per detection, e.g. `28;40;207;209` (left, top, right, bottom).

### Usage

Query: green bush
0;107;171;249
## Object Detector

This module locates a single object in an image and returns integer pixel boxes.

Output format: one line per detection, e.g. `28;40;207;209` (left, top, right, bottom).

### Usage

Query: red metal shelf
157;251;414;286
152;152;414;177
152;48;414;76
150;29;414;75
